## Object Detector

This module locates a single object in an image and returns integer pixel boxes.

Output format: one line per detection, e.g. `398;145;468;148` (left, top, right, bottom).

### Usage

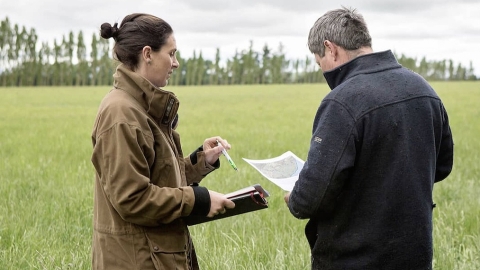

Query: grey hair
308;7;372;57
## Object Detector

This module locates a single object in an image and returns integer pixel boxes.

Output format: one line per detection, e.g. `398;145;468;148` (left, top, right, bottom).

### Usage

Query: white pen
216;139;238;171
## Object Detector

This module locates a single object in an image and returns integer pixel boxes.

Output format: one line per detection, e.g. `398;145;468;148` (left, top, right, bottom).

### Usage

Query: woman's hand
207;190;236;217
202;136;232;165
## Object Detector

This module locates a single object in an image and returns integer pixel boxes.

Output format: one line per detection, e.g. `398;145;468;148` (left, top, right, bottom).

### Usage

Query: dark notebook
185;184;269;226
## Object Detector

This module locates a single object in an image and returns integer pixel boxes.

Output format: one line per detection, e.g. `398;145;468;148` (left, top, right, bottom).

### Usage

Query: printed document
243;151;304;192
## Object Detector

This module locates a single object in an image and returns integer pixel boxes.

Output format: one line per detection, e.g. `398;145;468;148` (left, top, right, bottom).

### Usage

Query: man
284;7;454;270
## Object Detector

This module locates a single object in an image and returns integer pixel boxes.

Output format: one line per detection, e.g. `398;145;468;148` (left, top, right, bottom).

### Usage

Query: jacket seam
325;94;441;122
96;121;155;142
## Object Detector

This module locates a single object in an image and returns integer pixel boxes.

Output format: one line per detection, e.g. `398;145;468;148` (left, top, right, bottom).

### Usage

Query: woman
91;13;235;270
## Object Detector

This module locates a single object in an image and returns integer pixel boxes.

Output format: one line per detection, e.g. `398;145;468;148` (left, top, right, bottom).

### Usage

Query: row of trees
0;17;477;87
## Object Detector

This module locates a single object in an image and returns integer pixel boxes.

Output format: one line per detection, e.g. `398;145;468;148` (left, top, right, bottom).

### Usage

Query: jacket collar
113;64;179;127
323;50;401;90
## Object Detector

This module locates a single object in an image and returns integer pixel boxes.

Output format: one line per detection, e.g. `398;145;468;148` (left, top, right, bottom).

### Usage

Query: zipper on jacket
161;98;175;125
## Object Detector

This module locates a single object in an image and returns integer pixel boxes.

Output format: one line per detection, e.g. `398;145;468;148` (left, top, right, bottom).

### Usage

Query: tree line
0;17;477;87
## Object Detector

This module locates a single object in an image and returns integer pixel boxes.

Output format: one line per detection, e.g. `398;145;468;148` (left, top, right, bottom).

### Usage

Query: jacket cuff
189;146;203;165
190;146;220;173
190;184;210;216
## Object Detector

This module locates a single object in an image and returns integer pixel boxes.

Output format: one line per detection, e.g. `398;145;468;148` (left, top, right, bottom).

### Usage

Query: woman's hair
308;7;372;57
100;13;173;70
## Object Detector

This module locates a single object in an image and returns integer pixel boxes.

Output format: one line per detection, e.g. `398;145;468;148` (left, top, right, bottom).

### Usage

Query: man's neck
347;47;373;59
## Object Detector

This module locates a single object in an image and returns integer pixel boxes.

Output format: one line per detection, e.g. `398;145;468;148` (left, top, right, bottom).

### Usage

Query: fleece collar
323;50;401;90
113;64;179;127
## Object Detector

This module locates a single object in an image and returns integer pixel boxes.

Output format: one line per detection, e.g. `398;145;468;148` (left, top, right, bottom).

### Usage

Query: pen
216;139;238;171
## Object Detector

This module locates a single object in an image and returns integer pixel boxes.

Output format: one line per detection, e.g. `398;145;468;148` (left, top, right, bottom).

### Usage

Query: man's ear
324;40;337;60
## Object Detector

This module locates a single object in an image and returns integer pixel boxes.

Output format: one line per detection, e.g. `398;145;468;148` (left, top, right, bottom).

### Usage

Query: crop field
0;82;479;269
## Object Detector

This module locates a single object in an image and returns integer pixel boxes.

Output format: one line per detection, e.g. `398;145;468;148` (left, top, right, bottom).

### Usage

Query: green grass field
0;82;479;269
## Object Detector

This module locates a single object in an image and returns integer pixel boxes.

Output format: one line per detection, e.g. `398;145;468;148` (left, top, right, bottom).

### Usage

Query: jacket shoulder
94;89;151;136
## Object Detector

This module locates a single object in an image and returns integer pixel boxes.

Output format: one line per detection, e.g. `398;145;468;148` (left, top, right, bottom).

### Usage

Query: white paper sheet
242;151;305;191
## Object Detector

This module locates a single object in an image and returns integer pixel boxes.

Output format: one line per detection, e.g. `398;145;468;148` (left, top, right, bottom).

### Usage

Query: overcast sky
1;0;479;75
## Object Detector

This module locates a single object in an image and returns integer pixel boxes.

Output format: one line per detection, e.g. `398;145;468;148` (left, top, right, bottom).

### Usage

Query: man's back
289;51;454;270
322;64;450;268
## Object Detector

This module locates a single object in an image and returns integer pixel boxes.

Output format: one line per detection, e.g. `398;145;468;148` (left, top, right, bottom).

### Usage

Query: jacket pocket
145;229;189;270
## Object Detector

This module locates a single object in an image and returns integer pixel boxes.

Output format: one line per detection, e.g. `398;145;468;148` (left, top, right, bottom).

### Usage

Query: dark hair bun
100;22;119;39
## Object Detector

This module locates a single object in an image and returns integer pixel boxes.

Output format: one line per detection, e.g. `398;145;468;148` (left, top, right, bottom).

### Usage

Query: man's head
308;7;373;71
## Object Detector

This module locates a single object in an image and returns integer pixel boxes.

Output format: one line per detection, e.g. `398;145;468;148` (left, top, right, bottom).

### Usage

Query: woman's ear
142;46;152;64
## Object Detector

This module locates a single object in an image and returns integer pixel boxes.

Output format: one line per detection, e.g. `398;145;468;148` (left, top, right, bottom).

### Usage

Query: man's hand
284;191;291;204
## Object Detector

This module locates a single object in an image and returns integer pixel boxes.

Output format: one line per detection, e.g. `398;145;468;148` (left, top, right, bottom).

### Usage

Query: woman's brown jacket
91;65;215;269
